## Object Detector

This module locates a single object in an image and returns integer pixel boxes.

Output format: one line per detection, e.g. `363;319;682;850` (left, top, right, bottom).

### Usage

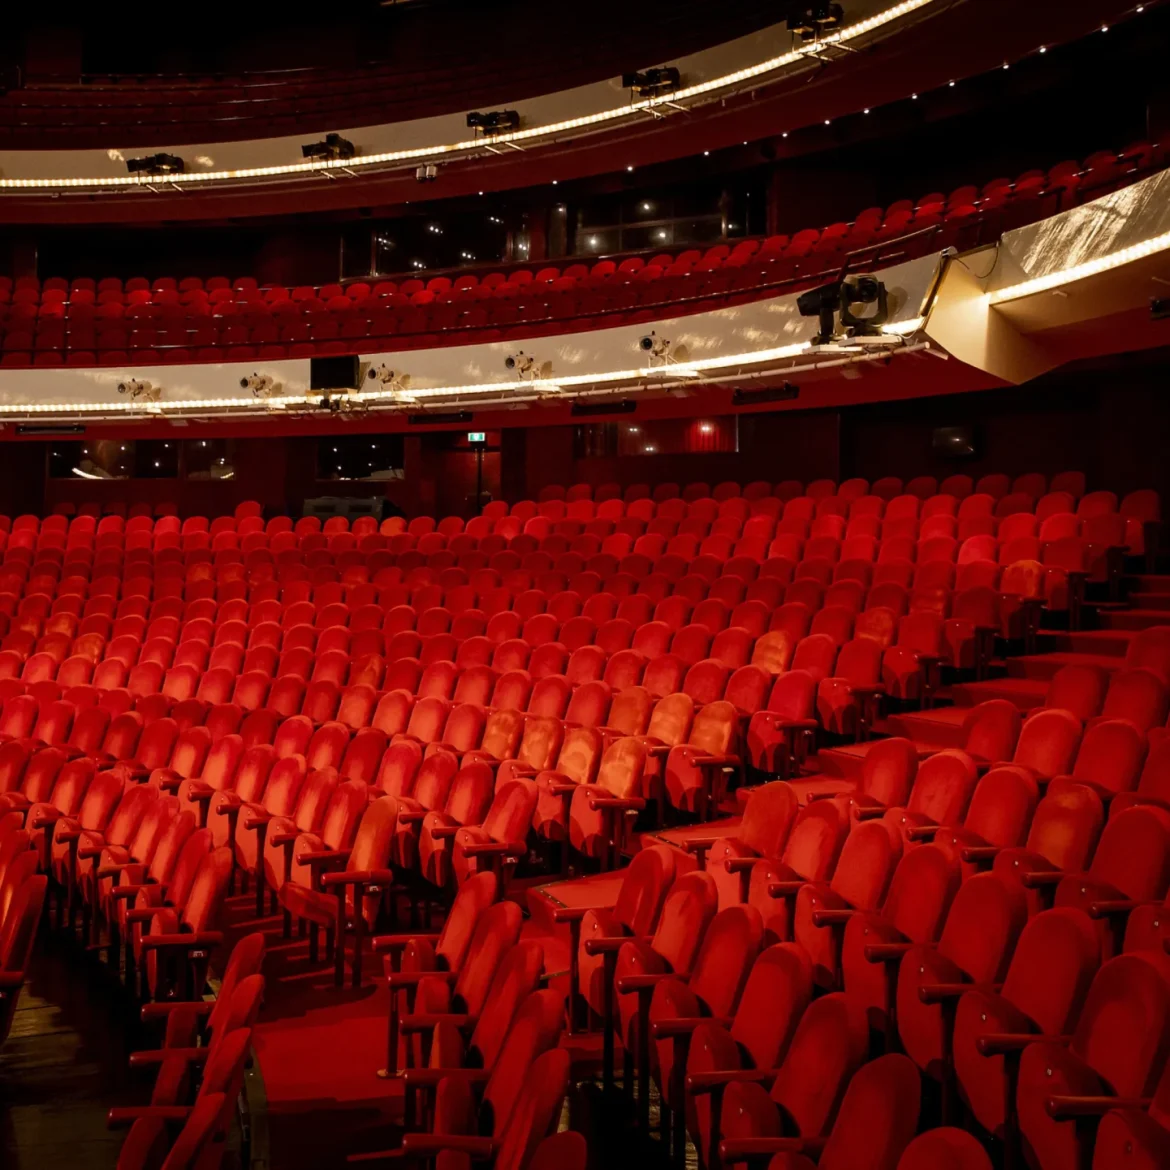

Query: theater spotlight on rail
622;66;681;97
301;133;356;161
466;110;521;136
240;373;283;398
504;351;554;380
116;378;162;402
125;153;185;175
638;331;693;368
797;275;889;344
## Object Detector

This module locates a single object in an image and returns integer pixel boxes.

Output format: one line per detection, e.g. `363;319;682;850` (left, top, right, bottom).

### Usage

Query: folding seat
811;636;882;738
1013;952;1170;1170
762;817;900;992
989;784;1104;917
836;841;961;1043
1046;805;1170;959
705;985;868;1163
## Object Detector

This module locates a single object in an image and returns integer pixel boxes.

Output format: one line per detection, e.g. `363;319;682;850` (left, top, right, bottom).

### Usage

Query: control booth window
48;438;179;479
574;416;738;458
318;434;406;481
185;438;236;480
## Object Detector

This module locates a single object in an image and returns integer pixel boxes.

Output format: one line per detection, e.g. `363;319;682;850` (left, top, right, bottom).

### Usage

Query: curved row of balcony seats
0;5;770;147
0;142;1158;368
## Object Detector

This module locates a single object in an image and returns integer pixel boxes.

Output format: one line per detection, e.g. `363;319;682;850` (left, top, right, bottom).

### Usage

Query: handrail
0;226;944;368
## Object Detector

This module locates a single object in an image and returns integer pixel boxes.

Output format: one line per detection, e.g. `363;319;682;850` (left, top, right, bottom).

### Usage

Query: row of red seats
6;631;1160;1170
2;139;1158;309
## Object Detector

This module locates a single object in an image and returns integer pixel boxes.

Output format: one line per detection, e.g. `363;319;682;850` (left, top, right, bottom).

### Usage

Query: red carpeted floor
218;892;405;1169
215;870;626;1169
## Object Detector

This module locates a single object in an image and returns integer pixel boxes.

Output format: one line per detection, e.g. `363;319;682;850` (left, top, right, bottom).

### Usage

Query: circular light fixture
626;165;634;172
703;150;710;156
863;108;870;114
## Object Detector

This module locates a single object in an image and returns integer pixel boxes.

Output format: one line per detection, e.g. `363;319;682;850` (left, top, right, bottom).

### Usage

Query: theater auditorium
0;3;1167;1168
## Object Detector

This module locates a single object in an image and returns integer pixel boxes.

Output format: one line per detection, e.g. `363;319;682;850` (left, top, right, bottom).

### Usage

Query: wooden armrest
320;868;397;888
811;908;854;927
372;932;442;954
652;1016;731;1039
139;931;224;952
615;972;669;994
977;1033;1070;1057
1045;1095;1150;1120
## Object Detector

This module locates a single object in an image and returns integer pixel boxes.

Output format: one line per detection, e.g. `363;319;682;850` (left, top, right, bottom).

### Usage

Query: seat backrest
859;737;918;806
817;1054;921;1170
904;748;979;826
767;992;868;1138
828;821;901;910
437;870;500;970
1000;908;1099;1041
452;900;524;1015
897;1129;991;1170
651;870;719;975
1070;952;1170;1097
685;904;764;1018
467;940;545;1070
612;844;678;934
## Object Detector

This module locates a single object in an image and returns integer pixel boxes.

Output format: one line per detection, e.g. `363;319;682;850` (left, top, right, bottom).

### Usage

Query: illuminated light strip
0;321;927;417
987;230;1170;304
0;0;935;191
882;315;925;334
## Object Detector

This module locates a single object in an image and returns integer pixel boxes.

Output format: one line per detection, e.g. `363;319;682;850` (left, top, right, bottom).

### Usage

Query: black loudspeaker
310;355;361;390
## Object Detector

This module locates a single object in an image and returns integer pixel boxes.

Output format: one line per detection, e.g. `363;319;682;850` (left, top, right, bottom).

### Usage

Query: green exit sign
467;432;486;443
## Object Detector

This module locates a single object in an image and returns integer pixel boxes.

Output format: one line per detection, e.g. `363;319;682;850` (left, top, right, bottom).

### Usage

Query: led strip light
0;0;935;191
987;228;1170;304
0;319;925;420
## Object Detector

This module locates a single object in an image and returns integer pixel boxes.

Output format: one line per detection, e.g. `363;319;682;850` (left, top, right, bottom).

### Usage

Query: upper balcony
0;0;1133;222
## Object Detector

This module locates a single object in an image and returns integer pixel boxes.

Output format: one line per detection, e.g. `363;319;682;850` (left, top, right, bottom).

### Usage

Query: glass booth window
50;439;134;479
318;434;406;481
185;438;235;480
574;416;738;458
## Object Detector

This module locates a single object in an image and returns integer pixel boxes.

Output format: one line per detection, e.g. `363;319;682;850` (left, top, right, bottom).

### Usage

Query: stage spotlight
797;282;844;344
126;153;185;175
240;373;283;398
367;364;415;397
622;66;682;97
504;351;554;380
415;164;438;183
839;275;889;336
301;133;356;161
117;378;162;402
466;110;521;136
638;331;691;368
797;275;889;343
788;2;845;42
